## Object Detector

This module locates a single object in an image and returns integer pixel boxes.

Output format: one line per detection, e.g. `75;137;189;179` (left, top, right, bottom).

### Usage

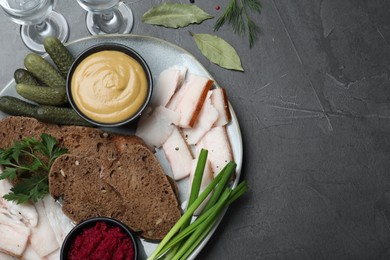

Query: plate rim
0;34;244;259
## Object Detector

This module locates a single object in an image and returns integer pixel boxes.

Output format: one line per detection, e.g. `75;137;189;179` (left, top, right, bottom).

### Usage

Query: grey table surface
1;0;390;259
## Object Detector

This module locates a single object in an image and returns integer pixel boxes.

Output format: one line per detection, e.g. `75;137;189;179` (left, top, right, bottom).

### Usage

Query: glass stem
102;11;114;21
34;21;47;32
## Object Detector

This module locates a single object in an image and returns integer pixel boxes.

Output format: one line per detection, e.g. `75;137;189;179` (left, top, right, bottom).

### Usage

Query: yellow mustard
71;50;148;124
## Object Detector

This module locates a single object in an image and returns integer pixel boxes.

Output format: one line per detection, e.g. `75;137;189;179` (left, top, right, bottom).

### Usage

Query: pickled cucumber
24;53;66;88
16;84;67;106
36;106;94;126
44;36;75;78
0;96;38;117
14;68;40;85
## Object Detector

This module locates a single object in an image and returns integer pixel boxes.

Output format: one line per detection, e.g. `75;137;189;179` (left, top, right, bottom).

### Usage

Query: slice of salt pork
166;78;188;111
29;200;60;258
0;252;14;260
149;66;187;108
195;126;234;177
0;179;38;228
42;195;73;246
22;246;42;260
46;249;61;260
165;76;188;110
182;91;219;145
135;106;180;148
211;88;232;126
188;159;214;215
174;73;214;128
162;126;194;180
0;213;30;258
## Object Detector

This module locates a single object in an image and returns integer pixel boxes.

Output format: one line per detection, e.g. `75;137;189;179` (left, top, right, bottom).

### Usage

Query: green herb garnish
214;0;261;48
190;32;244;71
142;3;213;28
0;133;67;204
148;150;247;260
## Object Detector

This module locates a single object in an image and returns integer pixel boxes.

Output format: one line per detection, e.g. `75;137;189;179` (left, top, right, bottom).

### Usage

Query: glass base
85;2;134;35
20;11;69;54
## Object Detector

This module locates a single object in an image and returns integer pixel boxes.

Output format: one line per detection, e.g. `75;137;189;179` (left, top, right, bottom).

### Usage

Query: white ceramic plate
0;35;243;259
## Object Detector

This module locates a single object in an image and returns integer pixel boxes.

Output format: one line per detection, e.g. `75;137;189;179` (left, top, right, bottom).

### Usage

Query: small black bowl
66;43;153;127
60;217;138;260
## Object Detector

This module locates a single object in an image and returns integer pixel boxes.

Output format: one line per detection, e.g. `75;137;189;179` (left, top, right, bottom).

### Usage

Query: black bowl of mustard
60;217;138;260
66;43;153;127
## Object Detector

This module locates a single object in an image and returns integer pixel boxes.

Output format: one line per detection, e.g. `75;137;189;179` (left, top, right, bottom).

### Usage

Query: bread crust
0;116;182;240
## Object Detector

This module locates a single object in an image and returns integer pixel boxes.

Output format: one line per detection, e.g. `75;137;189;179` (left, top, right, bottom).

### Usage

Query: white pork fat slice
195;126;234;176
46;249;61;260
29;200;60;258
188;159;214;215
149;66;188;108
42;195;74;246
0;252;14;260
163;126;194;180
0;212;30;258
22;246;42;260
166;79;188;111
211;88;232;126
175;73;214;128
0;179;38;227
135;106;180;148
182;91;219;145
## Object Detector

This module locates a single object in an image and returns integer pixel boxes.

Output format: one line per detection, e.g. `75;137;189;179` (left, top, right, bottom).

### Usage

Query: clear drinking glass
76;0;133;35
0;0;69;53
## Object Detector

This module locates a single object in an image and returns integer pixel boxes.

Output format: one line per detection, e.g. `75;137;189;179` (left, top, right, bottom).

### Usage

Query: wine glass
0;0;69;53
76;0;133;35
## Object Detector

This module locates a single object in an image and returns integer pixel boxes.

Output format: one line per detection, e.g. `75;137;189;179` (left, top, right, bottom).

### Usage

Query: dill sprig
214;0;261;48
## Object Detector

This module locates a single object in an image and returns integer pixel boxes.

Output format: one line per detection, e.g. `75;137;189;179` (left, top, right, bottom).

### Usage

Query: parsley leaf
3;175;49;204
0;133;67;204
0;167;18;180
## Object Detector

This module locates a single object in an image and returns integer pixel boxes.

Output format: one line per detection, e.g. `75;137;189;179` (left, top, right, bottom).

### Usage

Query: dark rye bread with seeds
0;116;147;160
49;145;182;240
1;116;182;239
56;125;119;160
49;154;126;222
0;116;61;149
102;144;182;240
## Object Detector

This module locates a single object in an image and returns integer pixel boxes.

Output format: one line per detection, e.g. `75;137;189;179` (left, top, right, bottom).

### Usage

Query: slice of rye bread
0;116;147;160
49;145;182;240
102;144;182;240
0;116;61;149
58;126;119;160
1;116;182;239
49;154;126;222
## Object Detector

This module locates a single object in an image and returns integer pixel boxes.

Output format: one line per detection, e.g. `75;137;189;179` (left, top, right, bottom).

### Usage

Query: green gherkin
0;96;38;117
14;68;40;85
16;84;67;106
36;106;93;126
44;36;75;78
24;53;66;88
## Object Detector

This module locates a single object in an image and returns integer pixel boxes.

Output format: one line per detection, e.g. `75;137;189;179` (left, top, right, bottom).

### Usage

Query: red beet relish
68;221;135;260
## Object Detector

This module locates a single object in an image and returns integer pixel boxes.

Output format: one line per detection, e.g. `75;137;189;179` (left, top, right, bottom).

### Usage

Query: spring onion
201;161;236;213
157;181;248;259
172;188;233;260
148;150;247;260
147;161;229;260
181;149;207;229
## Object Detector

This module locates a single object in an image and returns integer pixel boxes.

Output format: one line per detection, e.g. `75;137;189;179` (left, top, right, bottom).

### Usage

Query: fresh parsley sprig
0;133;67;204
214;0;261;48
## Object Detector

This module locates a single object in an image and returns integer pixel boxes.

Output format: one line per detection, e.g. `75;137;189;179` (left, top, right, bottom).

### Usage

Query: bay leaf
142;3;213;28
191;33;244;71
